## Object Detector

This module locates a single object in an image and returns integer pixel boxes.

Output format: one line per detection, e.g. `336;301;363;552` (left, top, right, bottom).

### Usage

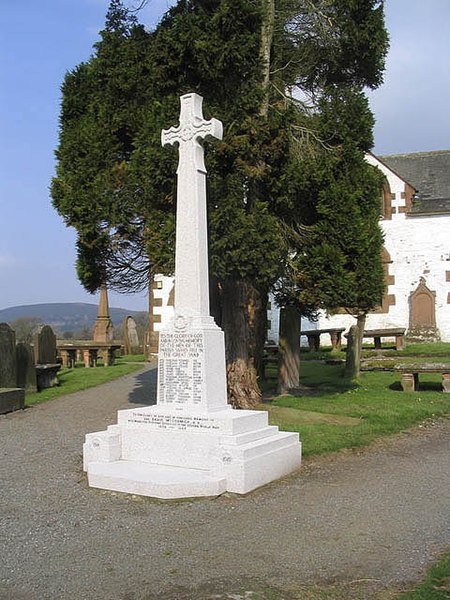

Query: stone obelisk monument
83;93;301;498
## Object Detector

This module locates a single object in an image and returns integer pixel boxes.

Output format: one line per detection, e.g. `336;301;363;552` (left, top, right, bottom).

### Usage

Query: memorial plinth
83;93;301;498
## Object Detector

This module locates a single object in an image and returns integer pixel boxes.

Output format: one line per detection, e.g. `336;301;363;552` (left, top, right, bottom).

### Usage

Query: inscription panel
127;411;221;431
158;332;205;406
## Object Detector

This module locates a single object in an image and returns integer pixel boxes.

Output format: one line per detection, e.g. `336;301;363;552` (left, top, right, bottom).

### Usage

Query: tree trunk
278;305;301;394
259;0;275;118
221;279;261;409
345;313;366;379
248;284;268;380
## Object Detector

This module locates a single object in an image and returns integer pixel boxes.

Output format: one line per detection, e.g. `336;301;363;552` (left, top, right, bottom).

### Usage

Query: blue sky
1;0;449;312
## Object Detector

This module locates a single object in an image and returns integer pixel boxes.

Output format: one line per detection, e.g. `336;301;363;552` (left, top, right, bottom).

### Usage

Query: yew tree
51;0;388;405
291;88;386;380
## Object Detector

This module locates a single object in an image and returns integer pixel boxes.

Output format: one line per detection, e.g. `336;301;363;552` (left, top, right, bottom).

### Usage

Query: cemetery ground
24;355;147;407
1;345;449;599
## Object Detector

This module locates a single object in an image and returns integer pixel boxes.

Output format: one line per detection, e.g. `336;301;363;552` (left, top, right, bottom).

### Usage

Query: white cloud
0;254;18;269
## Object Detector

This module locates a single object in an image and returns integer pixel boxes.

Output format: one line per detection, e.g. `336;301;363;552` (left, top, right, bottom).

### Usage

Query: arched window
371;247;395;313
381;179;393;220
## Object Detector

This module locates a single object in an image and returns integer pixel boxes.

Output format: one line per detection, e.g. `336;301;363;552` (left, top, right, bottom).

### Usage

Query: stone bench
362;328;406;350
395;364;450;393
57;342;122;368
300;328;346;351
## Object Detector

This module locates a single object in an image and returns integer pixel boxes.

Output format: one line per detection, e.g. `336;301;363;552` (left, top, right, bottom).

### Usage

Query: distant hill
0;303;146;334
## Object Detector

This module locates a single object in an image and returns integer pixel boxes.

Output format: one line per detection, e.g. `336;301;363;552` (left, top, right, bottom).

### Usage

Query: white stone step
116;406;269;436
225;440;302;494
219;425;279;446
87;461;227;499
225;431;300;461
224;409;269;434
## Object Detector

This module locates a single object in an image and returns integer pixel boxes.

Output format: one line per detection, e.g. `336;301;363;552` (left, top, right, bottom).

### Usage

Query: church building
148;150;450;349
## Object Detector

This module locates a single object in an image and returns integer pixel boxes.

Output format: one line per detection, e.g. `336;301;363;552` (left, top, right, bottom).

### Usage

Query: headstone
16;342;37;393
32;325;60;390
123;316;140;355
33;325;57;364
83;93;302;498
0;323;25;414
0;323;17;388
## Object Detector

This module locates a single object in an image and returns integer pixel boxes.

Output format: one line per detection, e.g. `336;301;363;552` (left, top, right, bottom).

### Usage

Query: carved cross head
161;93;222;172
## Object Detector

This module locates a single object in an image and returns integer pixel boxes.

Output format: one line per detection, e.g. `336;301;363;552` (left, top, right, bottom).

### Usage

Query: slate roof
380;150;450;215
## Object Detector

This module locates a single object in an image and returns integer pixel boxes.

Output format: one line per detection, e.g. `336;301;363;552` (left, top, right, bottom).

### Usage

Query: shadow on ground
128;366;157;406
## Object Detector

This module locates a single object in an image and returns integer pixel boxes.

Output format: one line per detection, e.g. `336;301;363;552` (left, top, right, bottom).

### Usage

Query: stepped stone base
0;388;25;415
83;405;302;498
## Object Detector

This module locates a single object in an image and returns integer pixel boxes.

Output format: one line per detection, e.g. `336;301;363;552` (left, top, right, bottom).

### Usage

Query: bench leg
395;335;404;350
60;350;69;368
330;332;341;351
374;336;382;350
90;350;98;367
83;350;91;368
307;334;320;352
106;349;115;366
401;372;417;392
442;373;450;393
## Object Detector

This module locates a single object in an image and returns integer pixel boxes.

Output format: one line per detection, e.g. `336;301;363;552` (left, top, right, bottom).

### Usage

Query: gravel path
1;365;449;600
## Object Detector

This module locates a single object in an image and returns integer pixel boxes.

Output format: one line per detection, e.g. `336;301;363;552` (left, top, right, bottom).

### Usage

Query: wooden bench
362;328;406;350
396;364;450;393
300;328;346;351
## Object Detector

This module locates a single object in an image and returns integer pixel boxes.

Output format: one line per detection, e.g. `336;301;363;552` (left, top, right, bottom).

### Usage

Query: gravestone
0;322;25;414
16;342;37;393
83;93;302;498
123;316;140;355
32;325;60;390
0;323;17;388
33;325;57;364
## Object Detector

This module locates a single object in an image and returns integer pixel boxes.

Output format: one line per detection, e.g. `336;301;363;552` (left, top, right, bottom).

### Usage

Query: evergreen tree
51;2;164;294
51;0;389;404
279;87;386;381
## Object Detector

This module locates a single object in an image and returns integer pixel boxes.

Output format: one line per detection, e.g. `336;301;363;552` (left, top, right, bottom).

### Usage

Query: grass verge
394;552;450;599
262;360;450;456
25;362;147;407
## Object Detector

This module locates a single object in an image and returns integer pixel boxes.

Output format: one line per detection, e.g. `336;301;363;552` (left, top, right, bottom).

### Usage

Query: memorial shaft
161;93;223;320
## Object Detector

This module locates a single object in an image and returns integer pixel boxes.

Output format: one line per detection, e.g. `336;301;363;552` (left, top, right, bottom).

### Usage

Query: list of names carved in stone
158;332;205;406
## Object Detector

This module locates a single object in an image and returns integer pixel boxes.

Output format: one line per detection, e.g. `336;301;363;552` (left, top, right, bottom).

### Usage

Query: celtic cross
161;93;223;323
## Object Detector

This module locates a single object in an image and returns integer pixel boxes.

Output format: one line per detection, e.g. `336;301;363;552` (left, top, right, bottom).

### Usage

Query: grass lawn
261;352;450;457
25;360;147;407
394;553;450;599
